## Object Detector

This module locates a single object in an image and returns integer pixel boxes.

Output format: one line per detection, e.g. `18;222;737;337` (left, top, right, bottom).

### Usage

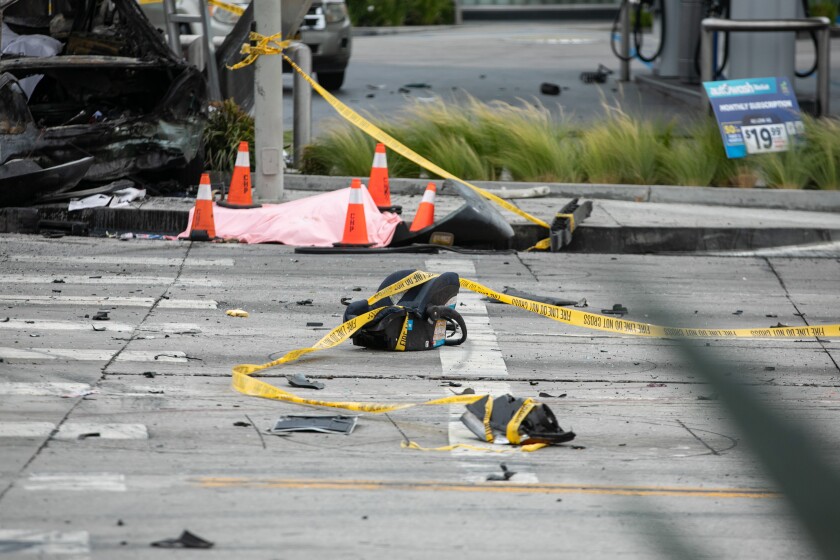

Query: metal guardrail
700;17;832;116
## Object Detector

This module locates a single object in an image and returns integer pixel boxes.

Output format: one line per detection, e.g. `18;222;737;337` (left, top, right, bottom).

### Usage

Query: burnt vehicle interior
0;0;208;204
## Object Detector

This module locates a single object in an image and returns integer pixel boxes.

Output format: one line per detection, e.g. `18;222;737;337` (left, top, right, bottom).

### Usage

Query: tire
317;71;345;91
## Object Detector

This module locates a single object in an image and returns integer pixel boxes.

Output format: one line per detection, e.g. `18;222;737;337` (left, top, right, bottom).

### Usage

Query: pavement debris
601;304;629;317
91;311;110;321
225;309;249;318
540;82;561;95
646;383;667;388
580;64;612;84
306;322;324;327
233;421;252;427
287;373;325;390
150;530;214;549
296;299;313;306
270;415;358;435
486;464;516;481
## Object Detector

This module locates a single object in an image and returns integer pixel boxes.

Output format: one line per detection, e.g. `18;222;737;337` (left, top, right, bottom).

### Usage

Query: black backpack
343;270;467;351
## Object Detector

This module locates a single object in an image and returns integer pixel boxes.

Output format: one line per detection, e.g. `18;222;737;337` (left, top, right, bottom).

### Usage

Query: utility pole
253;0;284;201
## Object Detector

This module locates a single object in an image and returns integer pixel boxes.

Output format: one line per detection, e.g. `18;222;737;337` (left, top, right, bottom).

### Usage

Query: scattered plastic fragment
341;297;352;305
270;415;357;435
733;310;744;315
92;311;110;321
225;309;249;318
646;383;667;388
442;381;462;387
233;421;252;427
601;304;628;317
143;371;156;378
287;373;325;390
77;432;100;440
580;64;612;84
540;82;560;95
306;322;323;327
296;299;313;306
150;530;214;549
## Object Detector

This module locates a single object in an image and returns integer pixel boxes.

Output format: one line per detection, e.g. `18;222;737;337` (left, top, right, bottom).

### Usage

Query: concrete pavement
0;235;838;558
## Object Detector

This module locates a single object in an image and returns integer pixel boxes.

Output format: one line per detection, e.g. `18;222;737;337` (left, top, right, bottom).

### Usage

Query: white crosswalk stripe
0;530;90;557
426;259;538;483
0;295;216;309
0;348;188;362
0;422;148;440
24;474;126;492
0;320;201;334
10;255;233;266
0;274;220;286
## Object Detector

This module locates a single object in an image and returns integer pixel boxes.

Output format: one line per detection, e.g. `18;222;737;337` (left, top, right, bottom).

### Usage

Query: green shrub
804;116;840;189
809;1;838;25
202;99;255;172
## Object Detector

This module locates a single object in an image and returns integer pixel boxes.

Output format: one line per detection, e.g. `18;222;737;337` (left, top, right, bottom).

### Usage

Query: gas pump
614;0;819;85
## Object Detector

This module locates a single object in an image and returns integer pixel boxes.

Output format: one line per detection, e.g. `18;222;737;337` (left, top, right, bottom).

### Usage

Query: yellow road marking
197;477;778;499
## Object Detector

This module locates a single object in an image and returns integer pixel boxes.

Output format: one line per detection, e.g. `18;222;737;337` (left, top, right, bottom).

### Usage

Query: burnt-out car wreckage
0;0;207;206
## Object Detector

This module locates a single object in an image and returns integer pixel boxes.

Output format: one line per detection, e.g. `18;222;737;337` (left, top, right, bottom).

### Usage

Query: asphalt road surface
1;235;839;558
279;21;840;137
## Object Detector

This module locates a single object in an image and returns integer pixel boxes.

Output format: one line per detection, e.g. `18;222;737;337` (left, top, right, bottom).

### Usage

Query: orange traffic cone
334;178;372;247
184;173;216;241
218;141;261;209
410;182;436;232
368;143;401;214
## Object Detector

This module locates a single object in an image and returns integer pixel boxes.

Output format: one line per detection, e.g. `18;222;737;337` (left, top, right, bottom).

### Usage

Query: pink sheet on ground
178;187;403;246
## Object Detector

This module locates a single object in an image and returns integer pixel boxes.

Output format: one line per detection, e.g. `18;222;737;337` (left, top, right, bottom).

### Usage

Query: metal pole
454;0;463;26
816;21;830;117
161;0;182;56
700;24;713;110
620;1;631;82
253;0;284;201
199;0;222;101
288;42;312;169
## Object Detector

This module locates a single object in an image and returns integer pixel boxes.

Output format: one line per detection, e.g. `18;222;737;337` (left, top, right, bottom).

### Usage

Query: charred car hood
0;0;208;189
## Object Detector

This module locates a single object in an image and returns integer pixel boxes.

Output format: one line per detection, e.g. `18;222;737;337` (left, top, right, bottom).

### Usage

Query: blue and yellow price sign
704;77;804;159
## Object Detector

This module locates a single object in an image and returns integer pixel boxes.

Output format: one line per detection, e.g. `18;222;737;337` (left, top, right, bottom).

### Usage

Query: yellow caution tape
207;0;245;17
401;441;547;453
555;212;575;232
227;32;292;71
231;271;840;450
458;276;840;339
227;37;552;245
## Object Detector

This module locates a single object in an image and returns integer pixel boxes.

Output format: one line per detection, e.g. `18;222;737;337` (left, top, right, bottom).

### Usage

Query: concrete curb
284;175;840;213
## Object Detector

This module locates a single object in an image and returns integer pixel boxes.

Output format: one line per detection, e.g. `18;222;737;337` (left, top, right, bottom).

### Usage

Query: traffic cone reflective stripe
368;143;393;210
219;141;261;209
334;178;372;247
187;174;216;241
410;182;437;232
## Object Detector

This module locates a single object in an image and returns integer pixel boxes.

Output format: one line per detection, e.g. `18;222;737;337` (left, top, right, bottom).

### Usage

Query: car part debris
225;309;249;318
233;421;252;427
0;0;207;185
150;530;214;549
461;394;575;446
492;287;583;308
0;156;93;207
270;414;358;435
344;270;467;351
306;322;324;327
550;198;593;252
540;82;561;96
601;304;628;317
486;463;516;481
580;64;613;84
296;299;313;306
390;179;515;250
91;311;110;321
287;373;325;390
